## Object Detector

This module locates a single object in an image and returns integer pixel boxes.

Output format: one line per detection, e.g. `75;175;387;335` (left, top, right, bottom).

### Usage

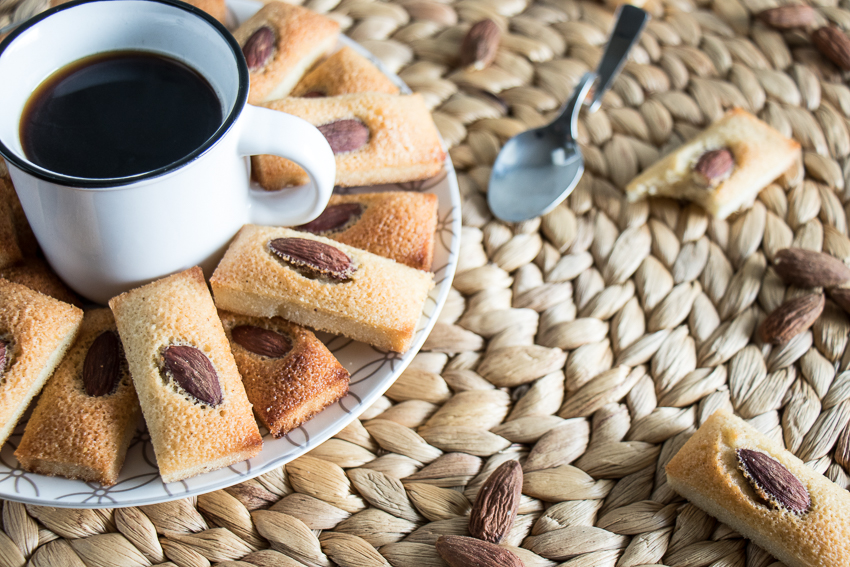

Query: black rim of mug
0;0;250;189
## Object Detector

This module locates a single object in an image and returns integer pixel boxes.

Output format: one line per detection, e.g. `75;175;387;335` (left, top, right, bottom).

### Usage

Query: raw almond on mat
759;293;824;344
435;535;523;567
811;26;850;71
756;5;816;29
773;248;850;288
460;19;500;71
468;460;522;543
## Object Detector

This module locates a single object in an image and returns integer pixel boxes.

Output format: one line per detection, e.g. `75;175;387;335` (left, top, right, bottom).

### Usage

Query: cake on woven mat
210;225;434;353
666;410;850;567
253;93;445;190
0;279;83;448
15;309;141;486
109;267;263;483
291;46;400;97
233;1;340;104
625;108;801;219
296;191;439;271
220;311;349;438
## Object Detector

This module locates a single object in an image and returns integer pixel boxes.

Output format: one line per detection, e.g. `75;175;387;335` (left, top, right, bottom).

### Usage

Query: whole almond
460;19;500;71
317;120;370;154
812;26;850;70
737;448;810;514
774;248;850;288
759;293;824;344
468;460;522;543
269;237;354;281
297;203;364;234
243;26;275;70
83;331;122;397
232;325;292;358
693;148;734;185
435;535;523;567
756;5;816;29
162;345;223;406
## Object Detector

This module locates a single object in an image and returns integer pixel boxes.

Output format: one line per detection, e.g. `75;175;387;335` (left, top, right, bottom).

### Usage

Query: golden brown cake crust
233;1;339;104
0;178;38;258
15;309;141;486
219;311;349;438
291;46;400;97
297;192;438;271
0;279;83;447
109;267;262;483
253;93;446;189
0;258;81;307
210;225;434;353
665;410;850;567
625;108;801;219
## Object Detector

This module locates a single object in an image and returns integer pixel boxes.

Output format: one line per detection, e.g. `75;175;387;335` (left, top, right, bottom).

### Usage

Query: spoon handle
587;4;650;112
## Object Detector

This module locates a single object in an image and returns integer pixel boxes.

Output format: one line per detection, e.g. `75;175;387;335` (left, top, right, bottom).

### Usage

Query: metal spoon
488;5;650;223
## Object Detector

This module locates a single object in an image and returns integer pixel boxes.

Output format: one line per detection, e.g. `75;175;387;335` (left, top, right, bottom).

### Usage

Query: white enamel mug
0;0;335;304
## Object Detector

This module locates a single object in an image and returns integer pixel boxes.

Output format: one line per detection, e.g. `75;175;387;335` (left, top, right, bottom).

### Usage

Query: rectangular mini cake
109;267;263;483
625;108;801;219
232;1;340;104
252;93;445;190
219;311;349;438
15;309;141;486
0;279;83;447
0;258;81;307
210;225;434;353
295;191;439;271
666;410;850;567
291;46;401;97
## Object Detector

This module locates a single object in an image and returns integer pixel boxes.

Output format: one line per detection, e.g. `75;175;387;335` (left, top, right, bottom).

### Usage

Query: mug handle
237;104;336;226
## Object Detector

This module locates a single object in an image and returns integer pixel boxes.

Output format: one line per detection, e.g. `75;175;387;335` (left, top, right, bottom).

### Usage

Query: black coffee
21;50;222;179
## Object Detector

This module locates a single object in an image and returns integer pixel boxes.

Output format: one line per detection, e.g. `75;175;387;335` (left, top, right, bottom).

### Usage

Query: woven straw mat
4;0;850;565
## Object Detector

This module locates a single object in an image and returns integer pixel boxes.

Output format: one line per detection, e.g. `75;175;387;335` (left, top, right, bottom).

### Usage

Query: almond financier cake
253;93;445;190
666;410;850;567
625;108;801;219
291;46;400;97
232;1;340;104
210;225;434;353
109;267;262;483
0;279;83;448
295;191;438;271
0;258;81;307
219;311;349;438
15;309;141;486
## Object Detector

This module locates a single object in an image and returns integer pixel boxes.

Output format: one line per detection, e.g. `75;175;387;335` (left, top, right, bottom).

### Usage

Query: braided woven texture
4;0;850;565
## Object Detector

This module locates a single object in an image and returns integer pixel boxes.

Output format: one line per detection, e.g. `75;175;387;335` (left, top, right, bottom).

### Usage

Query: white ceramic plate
0;0;461;507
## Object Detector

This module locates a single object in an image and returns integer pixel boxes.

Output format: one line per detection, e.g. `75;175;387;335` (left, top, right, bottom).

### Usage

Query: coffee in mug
22;50;222;179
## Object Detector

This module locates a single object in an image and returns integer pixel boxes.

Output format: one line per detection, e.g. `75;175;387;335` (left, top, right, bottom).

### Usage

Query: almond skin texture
694;148;734;186
774;248;850;288
759;293;824;344
460;19;501;71
756;5;816;29
317;120;370;154
162;345;223;407
243;26;275;70
268;237;354;281
468;460;523;543
297;203;364;234
435;535;524;567
0;340;7;375
812;26;850;70
231;325;292;358
828;287;850;315
83;331;122;397
737;448;811;514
